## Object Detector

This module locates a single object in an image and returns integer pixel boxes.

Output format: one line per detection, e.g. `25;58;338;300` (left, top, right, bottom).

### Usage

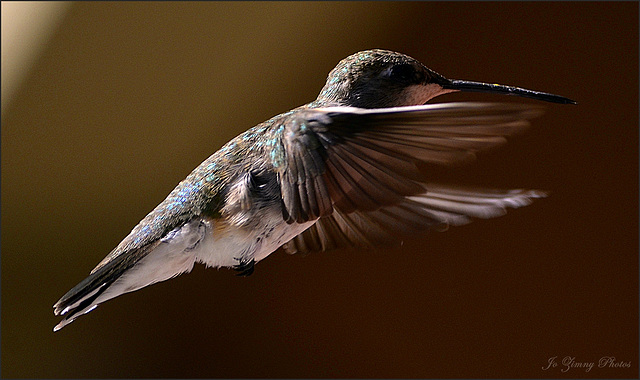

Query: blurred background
1;2;637;378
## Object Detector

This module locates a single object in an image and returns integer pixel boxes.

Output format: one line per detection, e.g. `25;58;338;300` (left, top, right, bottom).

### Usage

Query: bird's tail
53;220;206;331
53;248;137;331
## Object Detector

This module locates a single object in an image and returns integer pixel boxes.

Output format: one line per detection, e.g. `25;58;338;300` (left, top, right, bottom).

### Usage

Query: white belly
194;212;316;268
54;201;316;330
101;213;314;305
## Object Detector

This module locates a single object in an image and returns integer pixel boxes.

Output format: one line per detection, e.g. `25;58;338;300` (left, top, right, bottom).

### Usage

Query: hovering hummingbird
53;49;575;331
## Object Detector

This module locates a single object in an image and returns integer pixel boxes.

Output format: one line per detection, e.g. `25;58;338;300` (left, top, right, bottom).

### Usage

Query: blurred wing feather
275;102;545;224
283;184;546;255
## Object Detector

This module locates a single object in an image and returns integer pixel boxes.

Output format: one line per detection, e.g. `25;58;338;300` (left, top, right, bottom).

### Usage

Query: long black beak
441;79;577;105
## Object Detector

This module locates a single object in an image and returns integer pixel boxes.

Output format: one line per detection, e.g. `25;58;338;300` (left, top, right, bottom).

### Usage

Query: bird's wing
282;184;546;255
276;102;544;224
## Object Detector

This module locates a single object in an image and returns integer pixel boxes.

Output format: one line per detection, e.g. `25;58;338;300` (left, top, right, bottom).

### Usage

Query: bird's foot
233;257;255;277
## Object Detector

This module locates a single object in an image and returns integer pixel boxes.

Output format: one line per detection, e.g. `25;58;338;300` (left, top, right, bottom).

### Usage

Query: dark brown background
1;2;637;378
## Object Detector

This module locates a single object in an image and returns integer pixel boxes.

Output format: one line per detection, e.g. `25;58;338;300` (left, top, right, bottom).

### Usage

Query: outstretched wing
275;102;544;224
282;184;546;255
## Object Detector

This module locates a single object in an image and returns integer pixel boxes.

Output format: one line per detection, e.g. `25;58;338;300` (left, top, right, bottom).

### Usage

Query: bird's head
316;49;576;108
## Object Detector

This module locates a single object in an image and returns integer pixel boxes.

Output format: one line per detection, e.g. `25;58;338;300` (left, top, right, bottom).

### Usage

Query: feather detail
274;102;545;222
282;183;546;255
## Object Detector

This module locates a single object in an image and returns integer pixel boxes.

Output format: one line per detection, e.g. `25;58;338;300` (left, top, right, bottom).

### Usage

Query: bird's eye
385;64;416;81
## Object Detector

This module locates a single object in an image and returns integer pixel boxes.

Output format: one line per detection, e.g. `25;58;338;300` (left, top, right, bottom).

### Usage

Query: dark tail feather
52;244;148;331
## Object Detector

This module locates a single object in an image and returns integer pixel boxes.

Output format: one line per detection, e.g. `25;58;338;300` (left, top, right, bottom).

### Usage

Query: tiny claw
233;258;255;277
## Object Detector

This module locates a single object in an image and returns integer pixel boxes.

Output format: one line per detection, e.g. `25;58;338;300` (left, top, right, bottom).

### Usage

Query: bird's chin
403;83;458;106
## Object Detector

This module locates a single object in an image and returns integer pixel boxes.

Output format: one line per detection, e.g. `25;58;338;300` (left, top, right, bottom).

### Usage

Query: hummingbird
53;49;575;331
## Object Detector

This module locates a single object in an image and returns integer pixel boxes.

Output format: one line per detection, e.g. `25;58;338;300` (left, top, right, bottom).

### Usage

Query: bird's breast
193;211;315;268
